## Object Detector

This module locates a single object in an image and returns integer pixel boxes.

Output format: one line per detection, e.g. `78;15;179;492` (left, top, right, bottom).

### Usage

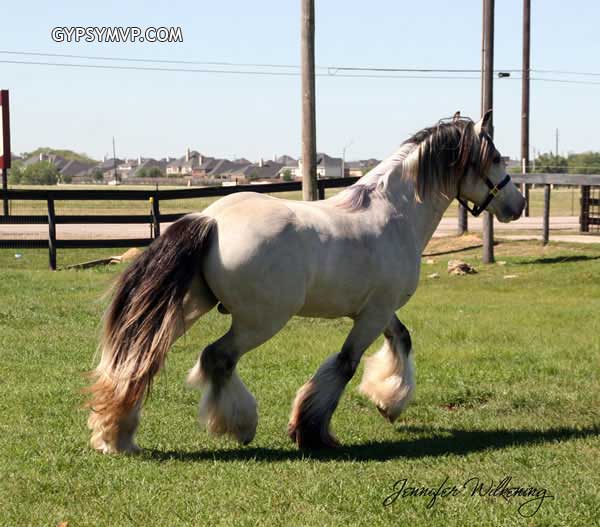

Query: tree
19;161;60;185
533;153;568;173
568;152;600;175
281;169;293;182
147;167;163;178
8;166;22;184
22;147;97;164
137;167;163;178
91;169;104;182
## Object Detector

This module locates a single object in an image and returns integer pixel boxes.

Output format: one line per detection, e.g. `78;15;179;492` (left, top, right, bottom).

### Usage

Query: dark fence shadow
515;254;600;265
422;244;484;257
144;424;599;463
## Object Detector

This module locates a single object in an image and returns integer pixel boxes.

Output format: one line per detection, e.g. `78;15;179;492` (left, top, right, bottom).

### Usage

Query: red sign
0;90;11;170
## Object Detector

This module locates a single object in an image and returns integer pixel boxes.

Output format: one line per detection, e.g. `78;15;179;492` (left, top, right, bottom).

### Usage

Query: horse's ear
475;109;493;134
452;111;461;122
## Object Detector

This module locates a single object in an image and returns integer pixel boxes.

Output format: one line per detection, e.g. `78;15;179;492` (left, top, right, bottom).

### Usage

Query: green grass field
1;241;599;526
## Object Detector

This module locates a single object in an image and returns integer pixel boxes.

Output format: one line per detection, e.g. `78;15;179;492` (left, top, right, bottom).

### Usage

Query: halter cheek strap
457;173;511;217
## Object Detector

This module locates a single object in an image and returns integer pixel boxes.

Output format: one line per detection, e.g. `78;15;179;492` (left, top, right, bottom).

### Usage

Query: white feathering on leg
197;371;258;445
359;338;415;422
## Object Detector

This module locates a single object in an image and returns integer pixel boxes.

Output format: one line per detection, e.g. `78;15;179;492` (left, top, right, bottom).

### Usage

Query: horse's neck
353;145;453;251
383;167;453;253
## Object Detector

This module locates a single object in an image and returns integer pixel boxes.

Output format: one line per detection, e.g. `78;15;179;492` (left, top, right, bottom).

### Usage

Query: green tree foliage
8;166;21;184
91;169;104;182
21;148;97;164
137;167;163;178
534;152;568;173
18;161;60;185
281;169;293;182
567;152;600;174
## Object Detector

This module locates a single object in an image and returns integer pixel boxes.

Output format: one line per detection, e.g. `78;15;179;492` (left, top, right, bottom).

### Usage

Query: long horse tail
86;214;216;452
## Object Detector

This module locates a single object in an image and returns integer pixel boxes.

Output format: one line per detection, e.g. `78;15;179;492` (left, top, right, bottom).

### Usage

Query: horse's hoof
288;423;340;450
377;405;394;423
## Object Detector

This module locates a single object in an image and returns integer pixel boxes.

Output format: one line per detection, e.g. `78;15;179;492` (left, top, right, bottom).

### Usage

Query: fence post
151;195;161;239
317;182;325;201
542;184;551;245
457;204;468;235
47;198;57;270
580;185;590;233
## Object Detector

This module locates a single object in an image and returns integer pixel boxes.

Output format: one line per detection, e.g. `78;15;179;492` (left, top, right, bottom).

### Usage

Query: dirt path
0;215;594;242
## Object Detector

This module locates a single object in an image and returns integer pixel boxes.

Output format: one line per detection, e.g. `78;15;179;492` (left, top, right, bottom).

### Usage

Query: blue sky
2;1;599;162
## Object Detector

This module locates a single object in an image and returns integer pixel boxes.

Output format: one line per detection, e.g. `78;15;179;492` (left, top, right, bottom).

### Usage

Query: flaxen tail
86;214;215;452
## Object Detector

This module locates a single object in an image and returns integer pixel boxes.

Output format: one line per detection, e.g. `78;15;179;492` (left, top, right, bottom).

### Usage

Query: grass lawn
0;241;599;526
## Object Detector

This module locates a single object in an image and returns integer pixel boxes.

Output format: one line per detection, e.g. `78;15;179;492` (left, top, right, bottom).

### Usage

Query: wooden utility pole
521;0;531;216
482;0;495;264
301;0;318;201
0;90;11;216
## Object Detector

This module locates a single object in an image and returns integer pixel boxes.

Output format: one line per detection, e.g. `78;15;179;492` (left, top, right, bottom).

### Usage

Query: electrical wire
1;50;600;85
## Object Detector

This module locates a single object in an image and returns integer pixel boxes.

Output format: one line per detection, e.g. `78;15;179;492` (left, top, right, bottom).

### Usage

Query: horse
86;111;525;454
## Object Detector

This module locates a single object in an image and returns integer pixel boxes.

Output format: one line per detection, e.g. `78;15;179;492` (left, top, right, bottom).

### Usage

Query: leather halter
456;128;511;217
457;172;512;217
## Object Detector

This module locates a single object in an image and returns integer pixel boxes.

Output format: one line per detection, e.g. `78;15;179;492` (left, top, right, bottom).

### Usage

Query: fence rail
1;174;599;269
0;177;359;269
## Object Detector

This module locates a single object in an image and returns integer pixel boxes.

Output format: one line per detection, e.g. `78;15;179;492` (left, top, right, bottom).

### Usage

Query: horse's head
457;111;526;222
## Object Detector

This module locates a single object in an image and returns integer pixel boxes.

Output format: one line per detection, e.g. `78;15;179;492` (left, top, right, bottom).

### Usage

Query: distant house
131;158;167;178
208;159;252;181
91;158;123;182
167;148;214;176
275;154;297;166
297;153;343;179
59;159;96;180
229;161;284;182
344;158;381;178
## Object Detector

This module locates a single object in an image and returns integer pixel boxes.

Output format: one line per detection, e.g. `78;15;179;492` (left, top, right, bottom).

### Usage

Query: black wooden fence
1;174;598;270
0;177;359;270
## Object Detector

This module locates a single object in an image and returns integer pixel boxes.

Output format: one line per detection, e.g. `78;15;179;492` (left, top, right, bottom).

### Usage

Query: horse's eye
493;154;501;164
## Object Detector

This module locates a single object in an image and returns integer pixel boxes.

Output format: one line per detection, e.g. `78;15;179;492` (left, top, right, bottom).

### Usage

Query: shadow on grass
144;424;599;463
515;255;600;265
422;244;484;257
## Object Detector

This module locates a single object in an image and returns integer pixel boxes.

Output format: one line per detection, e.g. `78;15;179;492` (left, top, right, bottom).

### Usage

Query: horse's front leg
358;314;415;422
288;310;390;449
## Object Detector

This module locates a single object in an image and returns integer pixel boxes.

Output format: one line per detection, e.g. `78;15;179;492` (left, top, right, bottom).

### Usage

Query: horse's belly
296;283;370;319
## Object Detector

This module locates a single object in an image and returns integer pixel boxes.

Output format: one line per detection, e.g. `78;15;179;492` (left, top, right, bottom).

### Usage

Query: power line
2;55;600;85
0;49;309;70
0;58;483;79
4;50;600;79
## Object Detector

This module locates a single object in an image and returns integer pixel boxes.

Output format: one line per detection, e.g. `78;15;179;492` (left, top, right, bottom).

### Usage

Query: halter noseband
455;128;511;217
457;172;511;217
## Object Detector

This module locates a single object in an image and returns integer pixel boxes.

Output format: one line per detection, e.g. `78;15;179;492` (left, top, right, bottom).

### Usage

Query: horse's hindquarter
201;194;310;321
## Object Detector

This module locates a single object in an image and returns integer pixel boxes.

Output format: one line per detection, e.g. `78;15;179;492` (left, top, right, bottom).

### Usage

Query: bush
19;162;60;185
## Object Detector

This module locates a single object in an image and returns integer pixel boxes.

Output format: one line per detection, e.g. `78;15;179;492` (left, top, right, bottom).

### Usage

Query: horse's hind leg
358;315;415;422
288;310;390;449
186;316;288;445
